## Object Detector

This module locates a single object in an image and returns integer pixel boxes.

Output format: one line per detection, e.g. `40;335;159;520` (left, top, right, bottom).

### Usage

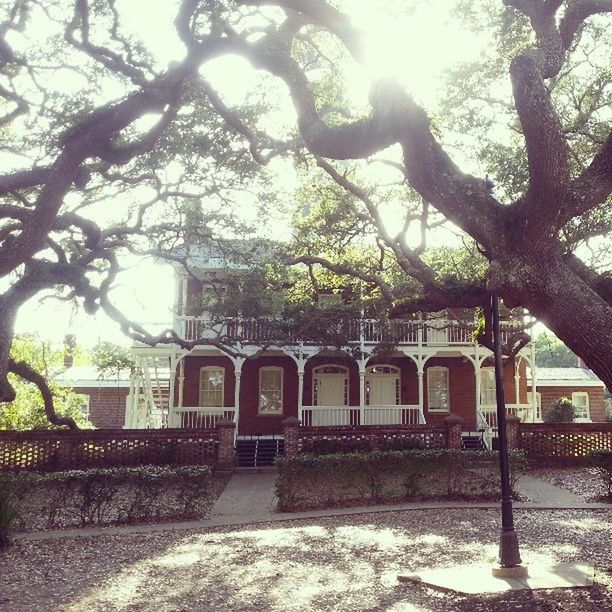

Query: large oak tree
0;0;611;427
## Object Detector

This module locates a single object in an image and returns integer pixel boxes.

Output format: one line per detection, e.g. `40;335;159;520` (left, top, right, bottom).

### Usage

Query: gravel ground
530;467;609;502
0;508;610;611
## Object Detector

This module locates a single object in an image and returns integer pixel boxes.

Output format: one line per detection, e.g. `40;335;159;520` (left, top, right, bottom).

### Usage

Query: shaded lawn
0;508;610;611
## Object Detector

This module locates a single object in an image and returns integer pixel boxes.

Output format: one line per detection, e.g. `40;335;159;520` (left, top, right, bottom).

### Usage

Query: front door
316;375;347;406
367;375;398;406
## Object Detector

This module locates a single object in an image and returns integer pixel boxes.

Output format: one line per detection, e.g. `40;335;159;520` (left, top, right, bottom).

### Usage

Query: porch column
168;353;178;428
178;358;185;409
474;353;483;418
417;365;425;424
530;342;538;422
358;360;367;425
233;357;245;430
297;367;305;421
514;358;521;407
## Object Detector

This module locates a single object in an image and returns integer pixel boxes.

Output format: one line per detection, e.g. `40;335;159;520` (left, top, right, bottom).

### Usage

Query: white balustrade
175;315;524;347
299;405;422;427
169;407;235;429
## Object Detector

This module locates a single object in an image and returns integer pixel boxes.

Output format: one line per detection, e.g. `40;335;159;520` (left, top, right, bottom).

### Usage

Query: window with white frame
259;367;283;414
571;392;590;421
76;394;90;420
480;368;497;406
427;367;449;411
199;367;224;407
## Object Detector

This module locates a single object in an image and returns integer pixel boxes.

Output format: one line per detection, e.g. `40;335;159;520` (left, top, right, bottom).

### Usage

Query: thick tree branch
7;358;79;429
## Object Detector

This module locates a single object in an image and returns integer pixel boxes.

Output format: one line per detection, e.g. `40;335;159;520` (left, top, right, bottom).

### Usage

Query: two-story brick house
125;245;538;456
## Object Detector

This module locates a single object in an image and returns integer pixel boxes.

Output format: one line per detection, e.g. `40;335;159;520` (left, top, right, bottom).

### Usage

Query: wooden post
282;416;301;456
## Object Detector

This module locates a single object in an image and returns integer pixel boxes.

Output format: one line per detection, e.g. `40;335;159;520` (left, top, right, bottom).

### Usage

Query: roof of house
53;365;132;388
528;367;605;388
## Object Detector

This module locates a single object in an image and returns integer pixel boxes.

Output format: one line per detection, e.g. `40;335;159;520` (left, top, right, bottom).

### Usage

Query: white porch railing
168;407;235;429
480;403;533;430
299;405;423;427
175;315;527;346
476;408;493;450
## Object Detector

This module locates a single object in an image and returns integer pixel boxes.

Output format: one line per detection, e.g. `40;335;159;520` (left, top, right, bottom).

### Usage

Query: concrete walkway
517;474;585;506
15;471;610;542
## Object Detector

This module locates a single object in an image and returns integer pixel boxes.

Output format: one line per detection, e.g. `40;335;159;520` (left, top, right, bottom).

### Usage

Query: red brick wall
74;386;129;429
529;385;606;422
239;355;298;435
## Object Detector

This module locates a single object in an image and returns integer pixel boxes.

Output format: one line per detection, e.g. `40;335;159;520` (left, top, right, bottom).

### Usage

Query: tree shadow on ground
0;508;609;611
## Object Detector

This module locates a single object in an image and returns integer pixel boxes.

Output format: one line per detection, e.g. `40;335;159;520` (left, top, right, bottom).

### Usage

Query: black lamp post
491;292;523;568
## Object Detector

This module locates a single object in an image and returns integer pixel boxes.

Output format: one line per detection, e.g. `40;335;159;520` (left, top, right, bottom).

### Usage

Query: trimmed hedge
275;449;526;511
2;465;215;537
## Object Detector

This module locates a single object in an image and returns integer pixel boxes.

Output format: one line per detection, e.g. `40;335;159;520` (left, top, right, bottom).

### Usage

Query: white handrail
169;406;235;429
174;315;526;346
299;405;422;427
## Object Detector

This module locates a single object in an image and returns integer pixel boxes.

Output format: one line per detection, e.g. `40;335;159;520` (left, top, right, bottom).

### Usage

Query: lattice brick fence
0;428;219;471
298;425;448;452
519;423;612;460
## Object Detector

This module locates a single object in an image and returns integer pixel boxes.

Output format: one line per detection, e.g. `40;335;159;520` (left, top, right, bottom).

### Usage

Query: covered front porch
125;342;537;447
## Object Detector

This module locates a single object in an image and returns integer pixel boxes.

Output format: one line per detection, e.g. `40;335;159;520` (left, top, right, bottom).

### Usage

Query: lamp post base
492;564;529;579
499;529;523;568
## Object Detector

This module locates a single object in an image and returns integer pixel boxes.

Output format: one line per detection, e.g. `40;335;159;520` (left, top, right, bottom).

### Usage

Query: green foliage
0;335;90;431
91;342;134;378
544;398;576;424
275;449;526;511
534;334;578;367
589;450;612;498
0;475;19;548
0;466;214;530
301;438;373;455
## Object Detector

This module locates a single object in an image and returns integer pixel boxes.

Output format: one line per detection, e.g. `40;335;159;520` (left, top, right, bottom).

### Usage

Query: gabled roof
528;367;605;388
53;365;131;388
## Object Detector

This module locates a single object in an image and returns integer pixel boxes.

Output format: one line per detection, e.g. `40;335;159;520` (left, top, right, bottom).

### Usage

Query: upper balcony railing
175;316;527;347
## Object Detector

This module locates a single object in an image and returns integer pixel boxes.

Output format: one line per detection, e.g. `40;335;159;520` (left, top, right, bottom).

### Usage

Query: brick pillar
57;436;75;469
282;417;301;456
444;414;464;449
216;418;236;471
505;414;521;450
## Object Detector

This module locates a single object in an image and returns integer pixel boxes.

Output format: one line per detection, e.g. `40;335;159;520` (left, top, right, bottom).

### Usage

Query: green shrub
0;476;19;548
380;437;426;451
590;450;612;498
544;397;575;423
0;465;214;530
300;438;373;455
275;449;526;511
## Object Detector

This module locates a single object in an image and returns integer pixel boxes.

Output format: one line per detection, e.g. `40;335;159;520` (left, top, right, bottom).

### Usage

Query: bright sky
12;1;498;348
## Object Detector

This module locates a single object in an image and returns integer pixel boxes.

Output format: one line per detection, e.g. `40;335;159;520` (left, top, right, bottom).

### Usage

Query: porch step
461;432;486;451
236;436;284;468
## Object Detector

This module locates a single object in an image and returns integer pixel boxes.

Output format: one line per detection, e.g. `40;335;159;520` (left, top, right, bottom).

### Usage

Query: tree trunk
498;255;612;391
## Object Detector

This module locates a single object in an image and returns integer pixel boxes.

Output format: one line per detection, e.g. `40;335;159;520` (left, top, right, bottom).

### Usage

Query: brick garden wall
0;427;229;471
519;422;611;460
